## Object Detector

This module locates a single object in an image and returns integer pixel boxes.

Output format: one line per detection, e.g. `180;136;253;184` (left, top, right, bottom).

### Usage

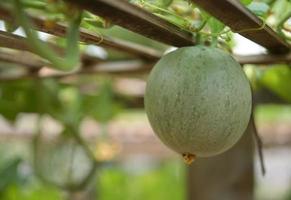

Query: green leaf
0;158;22;192
57;86;83;125
259;65;291;102
0;79;61;122
247;2;270;17
142;0;173;7
155;13;189;30
271;0;291;24
97;26;168;53
208;17;225;34
84;79;121;123
240;0;253;5
0;80;31;122
157;0;173;7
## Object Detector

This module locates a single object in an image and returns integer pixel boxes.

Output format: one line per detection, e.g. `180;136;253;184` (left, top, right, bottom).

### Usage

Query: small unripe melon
144;46;252;160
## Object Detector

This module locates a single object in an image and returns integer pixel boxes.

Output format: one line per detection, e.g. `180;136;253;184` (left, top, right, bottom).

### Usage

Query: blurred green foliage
99;162;185;200
285;191;291;200
259;65;291;103
0;77;122;124
0;77;123;192
247;2;270;17
1;184;62;200
255;104;291;123
240;0;253;5
0;143;185;200
245;64;291;103
0;158;23;194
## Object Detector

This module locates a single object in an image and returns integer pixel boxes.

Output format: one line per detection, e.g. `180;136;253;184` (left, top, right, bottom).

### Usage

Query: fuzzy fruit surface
144;46;252;157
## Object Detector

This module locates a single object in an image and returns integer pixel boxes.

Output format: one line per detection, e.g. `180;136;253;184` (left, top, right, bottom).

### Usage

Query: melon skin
144;46;252;157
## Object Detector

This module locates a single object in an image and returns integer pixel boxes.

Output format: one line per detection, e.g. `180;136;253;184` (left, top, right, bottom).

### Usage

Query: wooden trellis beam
0;6;162;61
191;0;290;54
1;2;291;77
0;50;47;69
0;30;31;52
65;0;195;47
234;53;291;65
0;59;153;82
1;26;291;70
1;50;291;82
1;31;291;82
0;30;104;69
64;0;290;54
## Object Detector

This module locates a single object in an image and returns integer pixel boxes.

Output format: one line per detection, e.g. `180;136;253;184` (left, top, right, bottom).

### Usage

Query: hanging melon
144;46;252;163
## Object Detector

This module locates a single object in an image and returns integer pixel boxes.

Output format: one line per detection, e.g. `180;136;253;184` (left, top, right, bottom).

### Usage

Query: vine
12;0;83;71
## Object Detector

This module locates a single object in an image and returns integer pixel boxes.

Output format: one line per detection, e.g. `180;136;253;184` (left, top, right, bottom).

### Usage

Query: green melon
144;46;252;160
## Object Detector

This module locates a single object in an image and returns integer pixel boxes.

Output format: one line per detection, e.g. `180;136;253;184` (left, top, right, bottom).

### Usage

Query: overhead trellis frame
191;0;290;54
1;29;290;82
0;6;162;61
66;0;290;53
65;0;196;47
0;0;290;80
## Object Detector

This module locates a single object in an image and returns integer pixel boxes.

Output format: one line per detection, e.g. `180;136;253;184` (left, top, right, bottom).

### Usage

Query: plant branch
251;90;266;176
13;0;82;71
